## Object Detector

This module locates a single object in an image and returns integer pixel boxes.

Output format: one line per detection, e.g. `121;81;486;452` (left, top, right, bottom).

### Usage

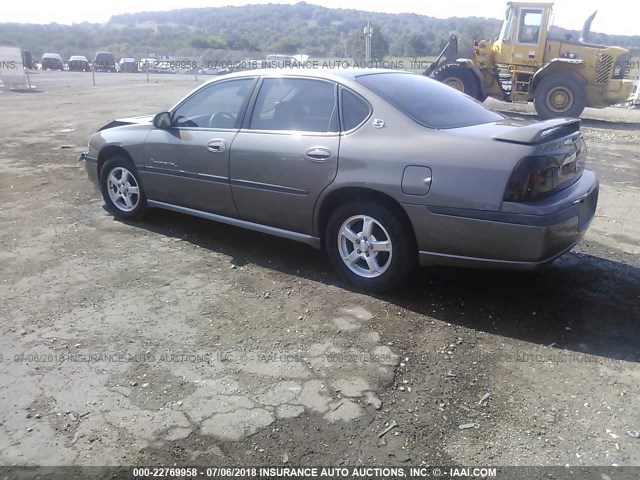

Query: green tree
206;35;228;49
269;37;301;54
406;32;427;58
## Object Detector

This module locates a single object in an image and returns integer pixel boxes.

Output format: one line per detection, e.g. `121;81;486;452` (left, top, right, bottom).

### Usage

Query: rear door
229;77;340;234
143;77;256;216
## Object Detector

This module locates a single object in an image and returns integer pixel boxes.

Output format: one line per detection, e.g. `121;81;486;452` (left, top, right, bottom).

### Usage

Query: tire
534;74;586;119
325;200;417;292
433;64;481;100
99;155;148;220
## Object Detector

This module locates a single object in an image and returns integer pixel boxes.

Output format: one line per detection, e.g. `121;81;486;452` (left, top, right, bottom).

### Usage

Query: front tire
100;156;148;220
325;200;416;292
534;74;586;119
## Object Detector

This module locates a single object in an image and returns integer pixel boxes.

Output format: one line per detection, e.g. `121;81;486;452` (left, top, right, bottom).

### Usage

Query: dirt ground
0;71;639;473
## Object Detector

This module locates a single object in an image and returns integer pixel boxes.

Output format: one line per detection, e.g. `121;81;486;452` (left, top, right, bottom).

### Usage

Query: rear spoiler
492;118;581;145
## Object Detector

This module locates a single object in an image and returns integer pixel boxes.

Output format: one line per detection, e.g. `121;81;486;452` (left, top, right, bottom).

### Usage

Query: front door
512;6;546;68
143;77;256;216
230;77;340;234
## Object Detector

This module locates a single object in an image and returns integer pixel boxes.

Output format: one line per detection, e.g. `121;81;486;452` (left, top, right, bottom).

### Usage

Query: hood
97;115;154;131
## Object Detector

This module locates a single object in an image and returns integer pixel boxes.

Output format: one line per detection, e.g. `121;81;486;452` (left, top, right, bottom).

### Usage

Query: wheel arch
454;58;487;98
530;60;587;97
432;61;486;100
97;146;135;180
314;187;417;248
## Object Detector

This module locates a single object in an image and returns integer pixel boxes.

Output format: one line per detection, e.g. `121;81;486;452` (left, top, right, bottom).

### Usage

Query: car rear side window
250;78;338;132
356;72;503;129
341;89;371;131
172;78;254;129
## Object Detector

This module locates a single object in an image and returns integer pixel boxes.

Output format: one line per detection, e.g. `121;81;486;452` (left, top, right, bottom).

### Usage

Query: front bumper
404;170;599;270
79;152;99;188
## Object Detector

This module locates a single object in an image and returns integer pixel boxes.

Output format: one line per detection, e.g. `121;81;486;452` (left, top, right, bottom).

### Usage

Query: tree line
0;1;638;62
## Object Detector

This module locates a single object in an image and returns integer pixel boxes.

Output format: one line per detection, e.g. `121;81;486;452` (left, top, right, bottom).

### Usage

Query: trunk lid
446;117;586;202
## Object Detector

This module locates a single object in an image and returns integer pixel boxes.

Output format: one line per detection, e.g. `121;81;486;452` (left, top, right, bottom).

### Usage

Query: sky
2;0;639;36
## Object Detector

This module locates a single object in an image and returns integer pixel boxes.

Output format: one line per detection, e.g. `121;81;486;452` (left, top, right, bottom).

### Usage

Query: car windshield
356;72;504;129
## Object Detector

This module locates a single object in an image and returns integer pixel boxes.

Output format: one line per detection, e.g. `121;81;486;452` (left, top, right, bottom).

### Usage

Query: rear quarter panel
325;91;531;214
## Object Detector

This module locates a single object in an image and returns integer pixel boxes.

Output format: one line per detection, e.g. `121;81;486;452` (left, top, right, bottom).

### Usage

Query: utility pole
364;21;373;62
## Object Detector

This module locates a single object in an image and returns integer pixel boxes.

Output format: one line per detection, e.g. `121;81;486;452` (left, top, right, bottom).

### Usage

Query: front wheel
325;201;416;292
99;156;148;220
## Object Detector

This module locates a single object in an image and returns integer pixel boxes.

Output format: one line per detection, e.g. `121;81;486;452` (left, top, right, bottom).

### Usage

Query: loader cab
494;2;552;68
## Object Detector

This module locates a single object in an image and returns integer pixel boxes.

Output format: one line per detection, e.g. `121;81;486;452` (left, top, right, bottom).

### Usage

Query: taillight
504;148;585;202
504;156;556;202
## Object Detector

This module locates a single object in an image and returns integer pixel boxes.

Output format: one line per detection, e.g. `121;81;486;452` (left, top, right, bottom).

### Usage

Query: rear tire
433;64;482;101
100;155;148;221
534;74;586;119
325;200;416;292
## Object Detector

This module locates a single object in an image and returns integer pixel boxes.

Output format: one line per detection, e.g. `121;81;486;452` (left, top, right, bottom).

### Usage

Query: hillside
1;1;638;62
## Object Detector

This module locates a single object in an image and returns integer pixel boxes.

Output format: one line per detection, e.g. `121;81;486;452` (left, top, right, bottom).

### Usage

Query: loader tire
534;74;586;119
433;64;482;101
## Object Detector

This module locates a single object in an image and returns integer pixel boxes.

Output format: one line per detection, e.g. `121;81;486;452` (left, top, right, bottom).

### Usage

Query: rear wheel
534;74;586;119
433;64;482;101
100;156;148;220
325;200;416;292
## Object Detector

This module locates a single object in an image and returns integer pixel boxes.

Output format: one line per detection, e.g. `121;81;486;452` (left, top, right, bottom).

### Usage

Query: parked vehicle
265;54;309;68
179;66;202;75
198;67;227;75
41;53;64;71
154;61;177;74
68;56;91;72
139;58;158;72
93;52;117;72
118;58;139;73
80;69;598;291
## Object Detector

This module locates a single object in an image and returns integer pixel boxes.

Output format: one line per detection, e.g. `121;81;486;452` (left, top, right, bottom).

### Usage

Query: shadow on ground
125;207;640;364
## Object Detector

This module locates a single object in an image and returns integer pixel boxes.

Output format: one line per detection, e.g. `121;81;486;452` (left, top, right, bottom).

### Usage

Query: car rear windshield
356;72;504;129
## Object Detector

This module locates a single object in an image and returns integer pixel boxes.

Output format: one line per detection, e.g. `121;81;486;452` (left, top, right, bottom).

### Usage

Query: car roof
42;53;62;59
202;68;414;87
69;56;88;61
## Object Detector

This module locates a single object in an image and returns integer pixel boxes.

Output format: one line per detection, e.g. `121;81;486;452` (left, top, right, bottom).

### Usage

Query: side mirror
153;111;172;129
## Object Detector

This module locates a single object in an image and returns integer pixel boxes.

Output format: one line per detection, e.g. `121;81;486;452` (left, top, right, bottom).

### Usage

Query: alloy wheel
337;215;393;278
107;166;140;212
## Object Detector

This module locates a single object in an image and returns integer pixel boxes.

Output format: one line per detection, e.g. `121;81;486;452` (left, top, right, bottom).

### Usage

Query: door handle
305;147;331;162
207;139;227;153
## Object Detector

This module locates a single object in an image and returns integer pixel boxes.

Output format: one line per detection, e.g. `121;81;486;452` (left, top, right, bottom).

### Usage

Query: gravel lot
1;71;639;472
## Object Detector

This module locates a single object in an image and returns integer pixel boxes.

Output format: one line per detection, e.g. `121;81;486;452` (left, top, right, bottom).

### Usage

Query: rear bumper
404;170;599;270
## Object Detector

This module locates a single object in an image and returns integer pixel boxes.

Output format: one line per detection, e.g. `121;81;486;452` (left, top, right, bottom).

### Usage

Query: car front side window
172;78;254;129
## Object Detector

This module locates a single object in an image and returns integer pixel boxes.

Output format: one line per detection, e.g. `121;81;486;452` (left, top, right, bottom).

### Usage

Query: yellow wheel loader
425;2;634;118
